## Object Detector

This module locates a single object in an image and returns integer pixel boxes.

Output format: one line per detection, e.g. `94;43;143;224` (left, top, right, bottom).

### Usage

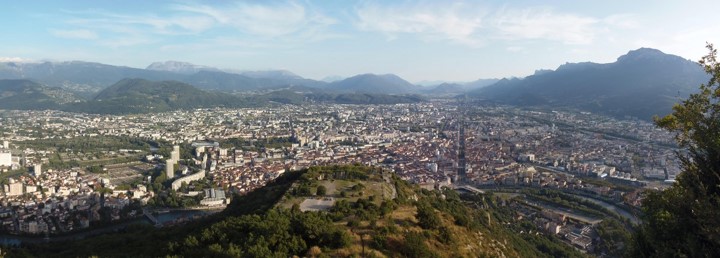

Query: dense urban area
0;100;677;253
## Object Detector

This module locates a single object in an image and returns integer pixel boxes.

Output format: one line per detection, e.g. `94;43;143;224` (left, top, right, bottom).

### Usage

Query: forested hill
64;78;248;114
0;79;82;110
13;165;584;257
0;79;424;115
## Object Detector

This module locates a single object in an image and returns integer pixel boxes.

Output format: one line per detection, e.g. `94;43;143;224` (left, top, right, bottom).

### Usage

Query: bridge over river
143;208;160;227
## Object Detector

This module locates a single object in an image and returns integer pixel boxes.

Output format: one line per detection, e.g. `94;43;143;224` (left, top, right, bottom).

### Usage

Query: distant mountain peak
472;47;707;120
556;61;600;72
533;69;553;76
626;47;665;56
616;48;681;63
327;73;419;94
146;61;219;74
147;60;191;68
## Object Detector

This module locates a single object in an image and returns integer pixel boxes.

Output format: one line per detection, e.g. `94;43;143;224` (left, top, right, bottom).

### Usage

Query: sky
1;0;719;83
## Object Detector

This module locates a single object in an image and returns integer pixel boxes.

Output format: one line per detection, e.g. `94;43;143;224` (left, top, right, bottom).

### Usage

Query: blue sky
1;1;718;82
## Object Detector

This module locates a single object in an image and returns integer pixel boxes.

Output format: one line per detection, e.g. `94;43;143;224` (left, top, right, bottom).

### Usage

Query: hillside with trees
10;164;584;257
64;78;254;114
0;79;82;110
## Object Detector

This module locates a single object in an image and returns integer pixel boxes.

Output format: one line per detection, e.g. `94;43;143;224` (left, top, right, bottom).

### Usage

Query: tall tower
201;152;209;170
2;140;8;149
33;163;42;177
171;145;180;161
166;159;175;179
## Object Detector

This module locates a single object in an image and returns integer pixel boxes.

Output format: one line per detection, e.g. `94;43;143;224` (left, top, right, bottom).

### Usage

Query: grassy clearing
277;179;394;209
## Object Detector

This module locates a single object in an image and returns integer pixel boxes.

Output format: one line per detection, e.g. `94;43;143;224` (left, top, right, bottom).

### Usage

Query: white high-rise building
0;152;11;167
166;159;175;179
171;145;180;161
2;140;8;149
33;163;42;177
201;153;208;170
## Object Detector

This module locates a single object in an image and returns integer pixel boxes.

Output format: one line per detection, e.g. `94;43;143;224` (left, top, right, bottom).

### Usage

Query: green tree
316;185;327;196
416;201;441;230
296;185;312;196
401;231;435;258
630;43;720;256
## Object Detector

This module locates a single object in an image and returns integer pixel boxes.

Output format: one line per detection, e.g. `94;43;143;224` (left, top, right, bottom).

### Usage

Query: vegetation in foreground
7;164;585;257
629;44;720;256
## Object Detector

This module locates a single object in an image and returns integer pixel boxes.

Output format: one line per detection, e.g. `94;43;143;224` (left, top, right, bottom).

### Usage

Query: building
166;159;175;179
8;182;23;196
171;145;180;161
0;151;11;167
518;154;535;162
195;146;205;158
200;188;227;206
34;163;42;177
1;140;8;149
25;185;37;193
0;151;12;167
171;170;206;190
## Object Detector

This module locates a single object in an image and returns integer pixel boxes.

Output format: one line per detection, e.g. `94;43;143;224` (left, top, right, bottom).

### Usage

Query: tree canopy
630;43;720;256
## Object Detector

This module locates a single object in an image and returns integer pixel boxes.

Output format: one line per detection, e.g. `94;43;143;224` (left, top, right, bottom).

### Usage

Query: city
2;1;720;256
0;100;676;252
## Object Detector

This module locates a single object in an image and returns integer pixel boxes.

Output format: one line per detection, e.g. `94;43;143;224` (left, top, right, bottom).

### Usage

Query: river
576;196;640;224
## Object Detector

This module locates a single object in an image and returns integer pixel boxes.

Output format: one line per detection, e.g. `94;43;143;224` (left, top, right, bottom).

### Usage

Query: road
523;200;603;225
472;184;640;224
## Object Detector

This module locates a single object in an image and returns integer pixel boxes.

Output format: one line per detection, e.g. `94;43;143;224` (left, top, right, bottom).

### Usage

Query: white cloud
145;15;213;34
52;1;337;50
173;2;336;37
65;13;215;35
49;29;98;40
653;25;720;61
98;37;156;48
492;7;598;44
355;2;485;45
603;14;639;29
354;2;634;46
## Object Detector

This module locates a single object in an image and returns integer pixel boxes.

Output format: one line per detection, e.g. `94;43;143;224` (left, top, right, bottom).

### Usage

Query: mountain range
469;48;708;120
0;78;424;114
0;59;501;96
0;61;419;95
0;47;710;118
